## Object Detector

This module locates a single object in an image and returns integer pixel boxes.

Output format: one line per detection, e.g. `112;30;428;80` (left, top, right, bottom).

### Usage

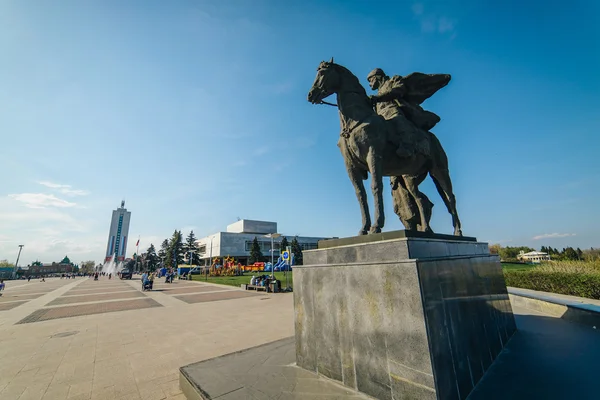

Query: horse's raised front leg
367;151;384;234
345;164;371;235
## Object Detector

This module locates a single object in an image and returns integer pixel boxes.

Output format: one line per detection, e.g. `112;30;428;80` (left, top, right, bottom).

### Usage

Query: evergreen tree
540;246;547;253
145;243;159;270
280;237;290;253
291;236;303;265
159;239;169;266
249;237;263;264
563;247;578;261
183;230;202;265
124;258;136;270
168;230;185;268
576;247;583;260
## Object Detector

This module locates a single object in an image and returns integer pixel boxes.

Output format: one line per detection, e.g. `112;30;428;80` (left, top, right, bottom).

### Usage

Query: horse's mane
331;63;369;99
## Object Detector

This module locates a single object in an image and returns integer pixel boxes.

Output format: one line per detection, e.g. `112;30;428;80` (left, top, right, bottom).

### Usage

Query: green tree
145;244;159;271
81;260;95;274
291;236;303;265
249;237;263;264
489;244;501;255
563;247;578;260
498;246;535;261
124;258;136;270
159;239;169;266
167;230;185;268
0;259;14;268
183;230;202;265
280;237;290;253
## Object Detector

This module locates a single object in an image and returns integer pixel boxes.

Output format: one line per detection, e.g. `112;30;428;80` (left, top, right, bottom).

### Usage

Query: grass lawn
501;262;537;272
191;271;293;288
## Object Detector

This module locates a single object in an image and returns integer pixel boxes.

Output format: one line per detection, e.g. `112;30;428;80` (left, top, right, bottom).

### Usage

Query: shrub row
504;270;600;300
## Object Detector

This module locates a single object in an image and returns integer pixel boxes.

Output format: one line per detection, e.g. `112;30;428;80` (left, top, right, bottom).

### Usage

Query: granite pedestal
294;231;516;400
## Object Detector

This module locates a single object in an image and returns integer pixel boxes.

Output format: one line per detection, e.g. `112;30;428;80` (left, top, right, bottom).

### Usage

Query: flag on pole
135;238;140;247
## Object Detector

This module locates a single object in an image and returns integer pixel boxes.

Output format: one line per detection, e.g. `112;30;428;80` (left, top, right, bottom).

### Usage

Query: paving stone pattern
0;293;43;302
17;298;162;324
46;290;145;306
163;286;230;295
0;301;27;311
0;277;295;399
65;287;137;295
175;290;262;304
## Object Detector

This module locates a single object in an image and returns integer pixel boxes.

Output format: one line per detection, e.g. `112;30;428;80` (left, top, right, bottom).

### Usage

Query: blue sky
1;0;598;264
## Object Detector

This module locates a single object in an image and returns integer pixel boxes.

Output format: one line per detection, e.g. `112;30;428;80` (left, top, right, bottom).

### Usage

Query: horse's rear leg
430;167;463;236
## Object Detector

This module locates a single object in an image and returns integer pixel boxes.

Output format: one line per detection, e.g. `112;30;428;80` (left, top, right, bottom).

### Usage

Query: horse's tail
428;131;449;171
428;132;454;216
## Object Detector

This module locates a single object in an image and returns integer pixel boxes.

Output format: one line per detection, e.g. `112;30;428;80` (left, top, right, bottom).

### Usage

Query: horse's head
307;58;341;104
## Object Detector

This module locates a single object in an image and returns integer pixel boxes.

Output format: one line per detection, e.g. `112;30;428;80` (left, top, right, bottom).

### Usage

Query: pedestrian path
0;276;294;399
123;276;265;308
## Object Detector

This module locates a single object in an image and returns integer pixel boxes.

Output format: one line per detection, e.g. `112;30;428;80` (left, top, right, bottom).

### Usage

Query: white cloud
411;3;456;37
438;16;455;34
38;181;69;189
37;181;90;196
253;146;270;156
269;81;295;95
8;193;77;208
412;3;424;16
532;233;576;240
60;188;90;196
420;17;436;33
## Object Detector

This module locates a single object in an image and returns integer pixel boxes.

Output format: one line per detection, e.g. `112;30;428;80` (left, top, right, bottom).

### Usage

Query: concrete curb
508;287;600;329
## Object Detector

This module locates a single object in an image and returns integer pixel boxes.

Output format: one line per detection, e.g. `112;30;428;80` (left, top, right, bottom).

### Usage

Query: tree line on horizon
490;244;600;262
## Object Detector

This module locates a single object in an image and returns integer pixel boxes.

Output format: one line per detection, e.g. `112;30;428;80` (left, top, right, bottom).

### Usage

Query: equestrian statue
307;58;462;236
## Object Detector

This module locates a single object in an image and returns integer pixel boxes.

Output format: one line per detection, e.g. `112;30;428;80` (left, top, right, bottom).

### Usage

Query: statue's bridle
319;100;337;107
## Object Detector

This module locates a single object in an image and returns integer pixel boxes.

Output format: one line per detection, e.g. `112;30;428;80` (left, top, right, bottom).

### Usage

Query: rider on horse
367;68;450;159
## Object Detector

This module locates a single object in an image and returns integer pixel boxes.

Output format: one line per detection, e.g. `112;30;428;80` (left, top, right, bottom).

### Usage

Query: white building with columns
196;219;333;265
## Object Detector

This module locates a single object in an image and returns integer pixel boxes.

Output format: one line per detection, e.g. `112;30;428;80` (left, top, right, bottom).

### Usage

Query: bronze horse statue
307;59;462;236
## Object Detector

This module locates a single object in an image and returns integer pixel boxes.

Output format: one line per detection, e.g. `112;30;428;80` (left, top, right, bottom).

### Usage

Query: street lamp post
12;245;24;279
188;249;194;280
206;236;213;282
264;233;281;282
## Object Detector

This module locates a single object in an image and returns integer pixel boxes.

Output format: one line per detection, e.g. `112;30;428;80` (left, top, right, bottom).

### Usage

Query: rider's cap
367;68;386;80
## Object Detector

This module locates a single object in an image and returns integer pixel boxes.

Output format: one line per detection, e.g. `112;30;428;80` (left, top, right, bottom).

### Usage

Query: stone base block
294;232;516;400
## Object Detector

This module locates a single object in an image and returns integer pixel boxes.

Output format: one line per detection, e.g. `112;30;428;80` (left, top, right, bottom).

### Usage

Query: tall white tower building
105;201;131;262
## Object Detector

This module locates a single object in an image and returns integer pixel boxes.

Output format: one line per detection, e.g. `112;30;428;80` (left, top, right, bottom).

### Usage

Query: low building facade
22;256;76;277
517;251;550;263
196;220;332;265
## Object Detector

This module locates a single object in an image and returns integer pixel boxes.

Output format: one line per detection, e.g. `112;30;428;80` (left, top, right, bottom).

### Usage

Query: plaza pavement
5;276;599;400
0;276;294;400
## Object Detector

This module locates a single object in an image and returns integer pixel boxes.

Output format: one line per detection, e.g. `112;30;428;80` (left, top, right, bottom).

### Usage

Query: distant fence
0;267;14;279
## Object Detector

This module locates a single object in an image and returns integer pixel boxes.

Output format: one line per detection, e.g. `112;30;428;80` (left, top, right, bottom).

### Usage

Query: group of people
249;274;281;292
141;271;155;290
